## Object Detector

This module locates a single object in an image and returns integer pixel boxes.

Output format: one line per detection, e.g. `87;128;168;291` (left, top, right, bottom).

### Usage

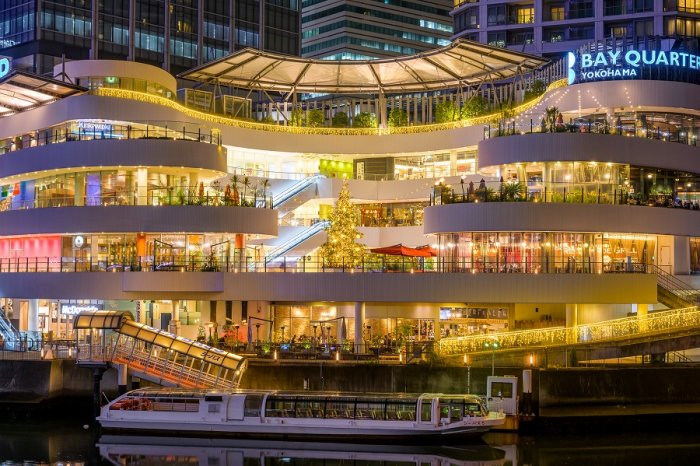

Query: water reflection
98;436;509;466
3;423;700;466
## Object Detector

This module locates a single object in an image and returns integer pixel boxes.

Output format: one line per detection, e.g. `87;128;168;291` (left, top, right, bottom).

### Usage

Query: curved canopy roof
179;40;548;95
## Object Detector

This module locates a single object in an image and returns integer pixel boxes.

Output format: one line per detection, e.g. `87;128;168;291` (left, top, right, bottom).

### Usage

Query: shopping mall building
0;36;698;354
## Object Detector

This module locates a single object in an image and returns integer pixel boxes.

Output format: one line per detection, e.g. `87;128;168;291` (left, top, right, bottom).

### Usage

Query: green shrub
331;111;349;128
259;115;275;124
461;95;490;118
353;112;377;128
434;100;459;123
306;109;326;127
524;79;547;101
290;108;303;126
388;108;408;127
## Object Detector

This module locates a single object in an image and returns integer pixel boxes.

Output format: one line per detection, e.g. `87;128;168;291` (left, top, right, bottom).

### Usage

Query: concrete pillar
673;236;690;275
136;168;148;206
354;302;365;354
74;173;86;206
28;299;39;333
117;363;128;395
636;303;649;332
168;300;181;335
565;304;578;344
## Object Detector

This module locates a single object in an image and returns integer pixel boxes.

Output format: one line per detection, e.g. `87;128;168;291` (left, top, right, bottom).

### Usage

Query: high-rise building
452;0;700;57
301;0;454;60
0;0;301;75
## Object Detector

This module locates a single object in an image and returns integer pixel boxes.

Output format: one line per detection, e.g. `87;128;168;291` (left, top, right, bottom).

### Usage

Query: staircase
272;175;322;217
0;308;20;351
76;314;247;390
265;220;329;264
651;265;700;307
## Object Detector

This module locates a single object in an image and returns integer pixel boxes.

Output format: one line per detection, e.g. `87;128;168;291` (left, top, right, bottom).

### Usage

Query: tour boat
98;388;506;441
98;435;510;465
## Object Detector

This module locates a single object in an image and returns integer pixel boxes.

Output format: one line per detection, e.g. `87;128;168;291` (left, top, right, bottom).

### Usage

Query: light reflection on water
2;424;700;466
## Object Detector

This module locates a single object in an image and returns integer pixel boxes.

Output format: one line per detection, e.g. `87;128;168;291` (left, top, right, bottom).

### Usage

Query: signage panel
567;48;700;85
0;57;10;79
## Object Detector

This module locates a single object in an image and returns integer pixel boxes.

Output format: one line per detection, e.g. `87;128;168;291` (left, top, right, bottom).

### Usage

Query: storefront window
691;238;700;275
437;232;657;273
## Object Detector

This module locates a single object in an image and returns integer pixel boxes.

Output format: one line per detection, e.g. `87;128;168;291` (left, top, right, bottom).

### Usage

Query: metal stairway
0;308;21;351
272;175;322;217
76;311;246;389
265;220;329;264
651;265;700;307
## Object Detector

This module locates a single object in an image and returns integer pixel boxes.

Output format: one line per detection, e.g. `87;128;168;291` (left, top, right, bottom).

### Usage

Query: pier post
117;363;128;395
92;367;106;420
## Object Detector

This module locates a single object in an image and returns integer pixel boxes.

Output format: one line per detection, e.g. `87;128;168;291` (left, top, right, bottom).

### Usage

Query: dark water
1;421;700;466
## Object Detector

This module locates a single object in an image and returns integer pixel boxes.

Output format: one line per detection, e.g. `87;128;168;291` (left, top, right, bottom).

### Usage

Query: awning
0;70;85;116
74;310;132;330
179;39;548;95
370;244;433;257
415;245;438;257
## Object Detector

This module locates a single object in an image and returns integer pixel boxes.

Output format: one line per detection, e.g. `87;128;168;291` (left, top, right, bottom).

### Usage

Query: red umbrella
415;245;438;257
370;244;433;257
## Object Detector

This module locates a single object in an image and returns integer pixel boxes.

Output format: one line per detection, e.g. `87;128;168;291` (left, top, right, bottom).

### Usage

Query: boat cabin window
465;402;485;416
324;398;356;419
110;396;199;412
439;400;466;422
265;398;296;417
244;395;263;417
294;399;325;418
204;395;223;402
421;401;432;422
384;400;416;421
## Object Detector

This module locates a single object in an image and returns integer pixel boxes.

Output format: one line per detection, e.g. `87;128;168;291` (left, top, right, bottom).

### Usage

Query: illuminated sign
567;49;700;84
0;57;10;79
60;304;99;315
77;120;113;132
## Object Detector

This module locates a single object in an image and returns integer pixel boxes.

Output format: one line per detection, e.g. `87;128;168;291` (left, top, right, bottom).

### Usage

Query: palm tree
545;107;560;133
260;179;271;207
501;182;525;201
242;177;251;206
230;174;240;206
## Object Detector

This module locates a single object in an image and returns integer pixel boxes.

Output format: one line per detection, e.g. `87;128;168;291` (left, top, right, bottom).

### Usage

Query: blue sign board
567;49;700;85
0;57;10;79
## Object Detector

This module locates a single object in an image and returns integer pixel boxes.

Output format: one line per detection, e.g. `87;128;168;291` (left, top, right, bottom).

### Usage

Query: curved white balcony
0;138;226;180
477;132;700;173
0;205;278;236
423;202;700;237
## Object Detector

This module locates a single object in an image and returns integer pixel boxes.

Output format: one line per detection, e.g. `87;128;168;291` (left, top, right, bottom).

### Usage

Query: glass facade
300;0;452;59
436;232;658;273
0;0;300;74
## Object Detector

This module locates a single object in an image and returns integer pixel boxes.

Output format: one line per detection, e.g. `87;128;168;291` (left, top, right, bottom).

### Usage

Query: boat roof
124;388;481;400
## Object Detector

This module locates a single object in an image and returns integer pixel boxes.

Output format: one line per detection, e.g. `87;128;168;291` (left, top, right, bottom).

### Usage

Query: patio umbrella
479;179;486;190
415;245;438;257
370;244;433;257
247;322;253;344
468;181;474;194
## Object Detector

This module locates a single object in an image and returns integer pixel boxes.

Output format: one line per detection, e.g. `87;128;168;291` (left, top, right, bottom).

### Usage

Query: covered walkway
75;311;246;389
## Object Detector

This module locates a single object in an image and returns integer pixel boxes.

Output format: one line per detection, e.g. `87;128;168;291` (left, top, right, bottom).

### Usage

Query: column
136;168;148;206
169;299;181;335
635;303;649;332
28;299;39;333
90;0;99;59
673;236;690;275
565;303;578;344
117;363;128;395
354;302;365;354
74;173;86;207
449;150;458;176
128;0;135;60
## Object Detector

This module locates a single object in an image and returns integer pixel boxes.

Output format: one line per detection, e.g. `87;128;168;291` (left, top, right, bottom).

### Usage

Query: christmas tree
320;180;365;268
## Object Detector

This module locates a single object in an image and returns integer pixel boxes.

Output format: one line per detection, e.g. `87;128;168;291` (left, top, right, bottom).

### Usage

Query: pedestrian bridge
439;306;700;357
74;311;246;389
